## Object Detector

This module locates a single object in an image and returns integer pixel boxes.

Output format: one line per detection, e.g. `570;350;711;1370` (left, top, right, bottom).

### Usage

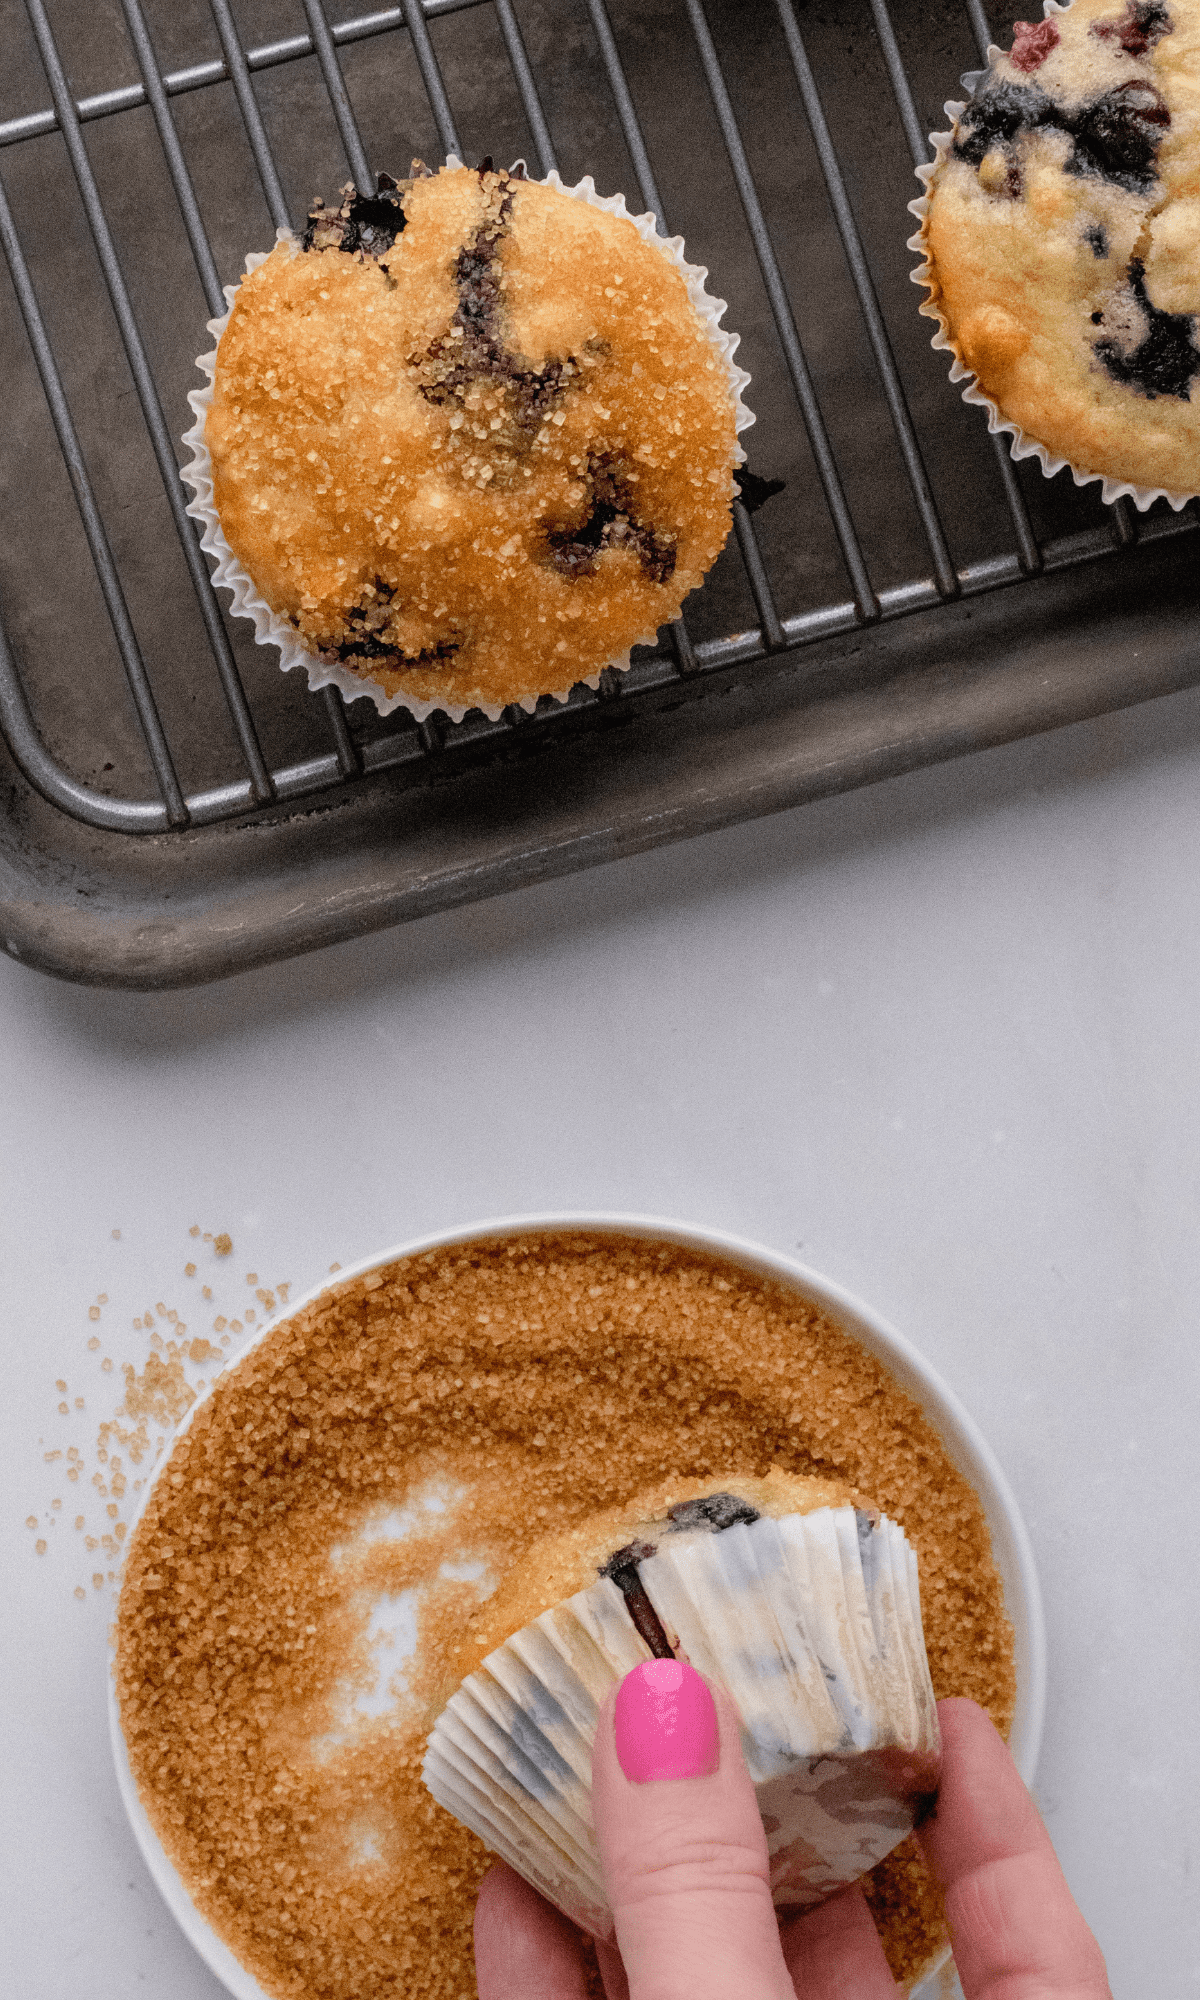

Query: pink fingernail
614;1659;719;1783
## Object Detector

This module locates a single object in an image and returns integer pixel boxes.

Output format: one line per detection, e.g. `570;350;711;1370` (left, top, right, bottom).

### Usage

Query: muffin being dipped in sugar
184;160;751;717
423;1468;942;1942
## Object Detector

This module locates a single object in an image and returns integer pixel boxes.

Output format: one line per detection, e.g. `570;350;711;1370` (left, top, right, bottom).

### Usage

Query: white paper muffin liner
908;3;1196;515
181;158;754;725
422;1505;940;1945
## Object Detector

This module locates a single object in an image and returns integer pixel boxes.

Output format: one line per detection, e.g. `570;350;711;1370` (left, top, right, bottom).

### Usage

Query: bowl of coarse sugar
110;1213;1045;1999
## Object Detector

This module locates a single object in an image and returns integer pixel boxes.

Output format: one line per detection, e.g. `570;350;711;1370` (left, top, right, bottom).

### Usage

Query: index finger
916;1699;1112;1999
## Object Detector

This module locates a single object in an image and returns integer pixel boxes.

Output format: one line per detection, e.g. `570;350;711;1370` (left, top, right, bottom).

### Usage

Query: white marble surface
4;688;1200;1998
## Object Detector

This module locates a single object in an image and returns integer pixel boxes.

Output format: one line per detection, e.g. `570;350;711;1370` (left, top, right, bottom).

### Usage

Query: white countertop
4;687;1198;1998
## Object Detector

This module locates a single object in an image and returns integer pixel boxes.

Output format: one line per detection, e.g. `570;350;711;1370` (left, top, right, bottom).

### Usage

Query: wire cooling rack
0;0;1196;982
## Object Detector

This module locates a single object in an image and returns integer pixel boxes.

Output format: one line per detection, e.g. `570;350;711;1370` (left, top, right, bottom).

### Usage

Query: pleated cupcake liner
181;156;754;726
907;4;1197;515
422;1505;940;1942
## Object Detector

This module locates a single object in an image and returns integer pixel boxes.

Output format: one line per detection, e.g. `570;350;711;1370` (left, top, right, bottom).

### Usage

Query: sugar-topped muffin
200;162;744;711
916;0;1200;497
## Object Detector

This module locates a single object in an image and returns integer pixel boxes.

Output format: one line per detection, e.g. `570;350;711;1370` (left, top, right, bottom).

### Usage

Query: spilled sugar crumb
23;1223;288;1604
116;1233;1014;1999
119;1349;196;1430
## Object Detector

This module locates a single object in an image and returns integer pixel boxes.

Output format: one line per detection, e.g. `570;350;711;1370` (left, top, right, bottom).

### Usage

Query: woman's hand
474;1665;1112;2000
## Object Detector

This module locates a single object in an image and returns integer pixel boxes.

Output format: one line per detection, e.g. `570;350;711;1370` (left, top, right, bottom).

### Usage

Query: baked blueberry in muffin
914;0;1200;498
195;162;747;712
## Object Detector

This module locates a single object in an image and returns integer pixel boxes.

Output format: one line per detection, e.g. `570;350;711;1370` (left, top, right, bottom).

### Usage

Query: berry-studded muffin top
918;0;1200;497
204;162;742;710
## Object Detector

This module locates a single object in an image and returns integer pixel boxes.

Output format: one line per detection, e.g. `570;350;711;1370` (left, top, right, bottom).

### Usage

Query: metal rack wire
0;0;1194;842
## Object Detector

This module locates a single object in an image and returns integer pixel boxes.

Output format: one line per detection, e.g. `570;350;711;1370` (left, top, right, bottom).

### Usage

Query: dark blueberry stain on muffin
303;173;409;260
953;82;1055;166
1084;223;1111;259
598;1495;766;1654
1091;0;1173;57
955;75;1171;195
951;83;1042;166
1068;80;1171;191
334;634;460;670
1093;258;1198;399
429;231;571;428
336;640;459;670
599;1541;675;1658
416;170;576;436
473;156;527;182
327;577;459;670
547;455;676;584
600;1538;659;1577
667;1493;761;1532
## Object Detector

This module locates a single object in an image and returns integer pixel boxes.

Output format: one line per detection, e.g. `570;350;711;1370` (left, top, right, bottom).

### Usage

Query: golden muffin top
205;162;742;709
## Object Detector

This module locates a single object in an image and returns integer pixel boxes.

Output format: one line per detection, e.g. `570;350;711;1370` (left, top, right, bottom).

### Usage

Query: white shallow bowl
110;1213;1046;2000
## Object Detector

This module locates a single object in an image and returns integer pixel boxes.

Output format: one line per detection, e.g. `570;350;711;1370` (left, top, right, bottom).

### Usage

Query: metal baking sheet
1;0;1196;988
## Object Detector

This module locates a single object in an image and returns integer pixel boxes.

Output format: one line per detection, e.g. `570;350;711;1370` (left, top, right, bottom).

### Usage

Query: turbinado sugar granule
25;1221;256;1602
115;1234;1015;1997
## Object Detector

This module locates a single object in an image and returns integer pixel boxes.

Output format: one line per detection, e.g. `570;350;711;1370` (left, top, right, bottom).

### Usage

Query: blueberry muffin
915;0;1200;498
424;1471;941;1938
197;162;745;711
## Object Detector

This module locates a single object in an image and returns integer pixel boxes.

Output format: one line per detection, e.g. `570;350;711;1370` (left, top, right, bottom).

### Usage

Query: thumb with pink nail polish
613;1657;719;1782
590;1660;795;2000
